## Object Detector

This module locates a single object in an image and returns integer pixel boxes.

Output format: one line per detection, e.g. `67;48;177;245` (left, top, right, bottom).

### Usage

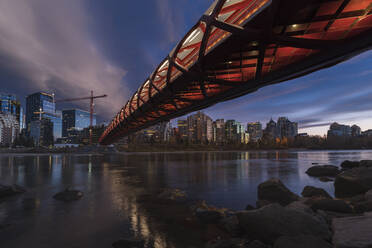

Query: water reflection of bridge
100;0;372;144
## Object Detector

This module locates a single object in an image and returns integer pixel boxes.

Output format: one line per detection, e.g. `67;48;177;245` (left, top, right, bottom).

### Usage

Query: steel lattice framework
100;0;372;145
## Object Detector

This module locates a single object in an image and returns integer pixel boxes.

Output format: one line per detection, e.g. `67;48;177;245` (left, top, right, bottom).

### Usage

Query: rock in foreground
112;238;145;248
340;160;360;169
274;235;332;248
310;199;352;213
334;167;372;198
306;165;340;177
53;188;83;202
332;213;372;248
257;178;299;206
301;186;331;199
237;204;331;244
0;184;26;198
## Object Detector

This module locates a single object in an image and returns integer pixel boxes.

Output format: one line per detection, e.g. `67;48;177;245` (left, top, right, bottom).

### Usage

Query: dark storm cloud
0;0;128;118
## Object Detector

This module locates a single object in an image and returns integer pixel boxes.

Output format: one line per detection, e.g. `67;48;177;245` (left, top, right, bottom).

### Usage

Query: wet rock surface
112;238;145;248
0;184;26;198
157;188;187;202
332;213;372;248
53;188;83;202
319;177;333;182
341;160;360;169
257;178;299;206
301;186;331;199
236;204;331;244
274;235;332;248
306;165;340;177
334;167;372;198
310;199;352;213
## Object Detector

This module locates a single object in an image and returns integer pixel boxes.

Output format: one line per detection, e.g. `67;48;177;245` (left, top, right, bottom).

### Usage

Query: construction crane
55;91;107;145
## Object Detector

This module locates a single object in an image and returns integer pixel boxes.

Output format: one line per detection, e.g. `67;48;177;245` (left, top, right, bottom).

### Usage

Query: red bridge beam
100;0;372;145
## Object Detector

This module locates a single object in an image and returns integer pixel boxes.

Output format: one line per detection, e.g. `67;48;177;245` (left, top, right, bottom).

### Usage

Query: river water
0;150;371;248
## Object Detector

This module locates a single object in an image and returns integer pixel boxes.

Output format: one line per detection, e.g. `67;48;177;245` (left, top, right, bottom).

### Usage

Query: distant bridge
99;0;372;145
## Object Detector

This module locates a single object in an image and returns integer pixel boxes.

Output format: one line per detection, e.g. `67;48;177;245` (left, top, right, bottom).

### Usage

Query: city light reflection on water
0;150;371;247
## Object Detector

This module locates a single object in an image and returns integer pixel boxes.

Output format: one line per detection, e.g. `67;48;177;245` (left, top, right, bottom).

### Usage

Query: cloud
155;0;180;45
359;69;372;77
0;0;128;119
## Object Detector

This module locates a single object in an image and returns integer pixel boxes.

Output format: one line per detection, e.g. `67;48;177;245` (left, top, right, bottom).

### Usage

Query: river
0;150;371;247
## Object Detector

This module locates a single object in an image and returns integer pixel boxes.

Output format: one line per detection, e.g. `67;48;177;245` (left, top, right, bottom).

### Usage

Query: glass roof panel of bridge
217;0;271;26
152;60;169;91
138;80;150;107
176;22;205;69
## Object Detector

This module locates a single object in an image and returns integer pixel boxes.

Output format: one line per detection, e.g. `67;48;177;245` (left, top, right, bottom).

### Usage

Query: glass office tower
62;109;96;138
26;92;62;139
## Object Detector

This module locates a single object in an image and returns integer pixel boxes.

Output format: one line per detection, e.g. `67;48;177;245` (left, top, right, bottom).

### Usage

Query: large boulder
274;235;332;248
332;213;372;248
301;186;331;199
365;189;372;201
340;160;360;169
236;204;331;244
360;160;372;167
257;178;299;206
53;188;83;202
306;165;340;177
310;199;352;213
205;238;253;248
0;184;26;198
353;200;372;213
334;167;372;198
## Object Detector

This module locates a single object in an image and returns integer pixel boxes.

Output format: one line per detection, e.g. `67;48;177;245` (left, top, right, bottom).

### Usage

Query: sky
0;0;371;135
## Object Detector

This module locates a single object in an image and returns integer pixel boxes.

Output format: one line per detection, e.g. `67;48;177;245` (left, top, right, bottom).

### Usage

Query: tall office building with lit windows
62;109;96;138
26;92;62;139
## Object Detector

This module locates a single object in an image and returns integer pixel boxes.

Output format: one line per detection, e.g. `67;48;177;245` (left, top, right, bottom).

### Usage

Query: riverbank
0;146;117;154
126;159;372;247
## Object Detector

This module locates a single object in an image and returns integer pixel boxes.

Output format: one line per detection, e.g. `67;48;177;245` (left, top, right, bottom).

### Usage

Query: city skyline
0;1;371;136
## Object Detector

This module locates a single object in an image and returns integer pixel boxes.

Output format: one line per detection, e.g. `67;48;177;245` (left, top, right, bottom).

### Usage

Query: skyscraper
30;118;54;147
225;120;245;143
187;111;212;144
277;117;298;138
247;122;263;142
177;119;188;142
62;109;96;138
212;119;225;144
264;118;277;138
26;92;62;139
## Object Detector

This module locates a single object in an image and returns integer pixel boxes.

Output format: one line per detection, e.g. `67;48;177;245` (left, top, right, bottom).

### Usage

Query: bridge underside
100;0;372;145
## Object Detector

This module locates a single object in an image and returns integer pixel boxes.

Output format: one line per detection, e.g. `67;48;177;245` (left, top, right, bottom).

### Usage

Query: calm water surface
0;150;371;248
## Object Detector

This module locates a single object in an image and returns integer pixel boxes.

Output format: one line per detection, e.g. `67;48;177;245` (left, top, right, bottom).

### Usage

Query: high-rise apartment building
277;117;298;138
327;122;352;137
0;113;19;146
187;111;212;143
247;122;263;141
177;119;188;142
0;93;23;130
212;119;225;144
351;125;361;137
225;120;245;143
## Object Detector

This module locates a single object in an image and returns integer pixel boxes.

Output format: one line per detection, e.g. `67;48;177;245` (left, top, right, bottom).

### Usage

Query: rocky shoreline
117;159;372;248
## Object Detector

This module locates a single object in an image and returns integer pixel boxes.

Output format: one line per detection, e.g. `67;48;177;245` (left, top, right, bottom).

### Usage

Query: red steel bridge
99;0;372;145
